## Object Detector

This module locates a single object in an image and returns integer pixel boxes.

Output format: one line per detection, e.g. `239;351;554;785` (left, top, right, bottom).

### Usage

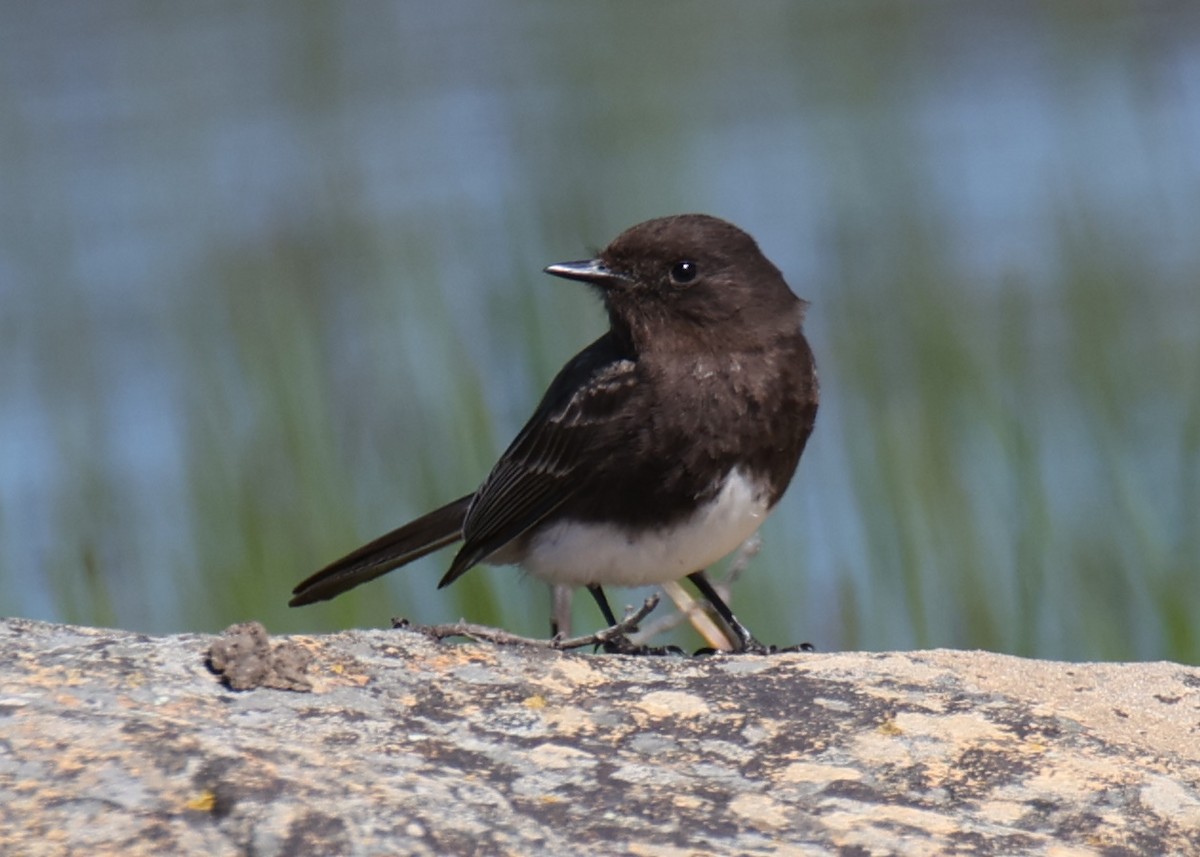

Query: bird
290;214;819;653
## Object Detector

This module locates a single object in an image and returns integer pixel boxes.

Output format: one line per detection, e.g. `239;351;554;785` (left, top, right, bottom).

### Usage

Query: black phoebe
290;214;819;653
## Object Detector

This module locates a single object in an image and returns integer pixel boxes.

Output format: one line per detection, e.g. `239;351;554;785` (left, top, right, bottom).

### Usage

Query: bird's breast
516;467;771;587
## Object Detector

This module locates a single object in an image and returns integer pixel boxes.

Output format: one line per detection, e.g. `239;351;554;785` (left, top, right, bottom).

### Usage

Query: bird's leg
587;584;635;653
587;584;680;656
587;584;619;627
686;570;773;654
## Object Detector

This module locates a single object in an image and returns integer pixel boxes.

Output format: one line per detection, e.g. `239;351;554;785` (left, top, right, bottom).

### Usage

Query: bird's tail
289;494;473;606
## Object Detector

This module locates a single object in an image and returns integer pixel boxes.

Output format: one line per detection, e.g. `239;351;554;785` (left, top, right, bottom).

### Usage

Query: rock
1;616;1198;855
207;621;313;692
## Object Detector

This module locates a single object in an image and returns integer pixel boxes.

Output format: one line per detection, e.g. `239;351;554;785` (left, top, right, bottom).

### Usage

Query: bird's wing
438;335;637;586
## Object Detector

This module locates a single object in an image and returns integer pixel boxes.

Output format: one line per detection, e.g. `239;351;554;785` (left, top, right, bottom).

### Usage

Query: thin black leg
587;584;619;628
686;570;767;653
586;584;681;656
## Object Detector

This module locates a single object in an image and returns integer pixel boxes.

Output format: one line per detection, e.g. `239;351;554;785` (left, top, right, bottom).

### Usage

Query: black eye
669;260;698;286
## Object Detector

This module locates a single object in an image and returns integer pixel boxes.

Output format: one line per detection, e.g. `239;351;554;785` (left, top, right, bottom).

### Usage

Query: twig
635;581;729;649
393;595;661;652
725;532;762;584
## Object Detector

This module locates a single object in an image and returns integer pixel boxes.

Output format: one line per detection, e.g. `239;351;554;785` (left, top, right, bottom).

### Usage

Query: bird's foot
693;640;815;656
599;632;686;656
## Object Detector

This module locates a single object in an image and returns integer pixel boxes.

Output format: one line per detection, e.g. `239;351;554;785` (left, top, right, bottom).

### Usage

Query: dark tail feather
289;494;473;606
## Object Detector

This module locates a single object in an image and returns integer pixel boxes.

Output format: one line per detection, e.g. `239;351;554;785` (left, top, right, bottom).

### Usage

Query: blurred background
1;2;1197;661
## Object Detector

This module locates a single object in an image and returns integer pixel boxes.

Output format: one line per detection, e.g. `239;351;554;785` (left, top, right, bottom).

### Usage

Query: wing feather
438;334;637;585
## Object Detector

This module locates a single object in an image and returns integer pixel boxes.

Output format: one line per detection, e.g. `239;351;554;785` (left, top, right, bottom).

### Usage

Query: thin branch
393;595;661;652
635;580;729;649
725;532;762;584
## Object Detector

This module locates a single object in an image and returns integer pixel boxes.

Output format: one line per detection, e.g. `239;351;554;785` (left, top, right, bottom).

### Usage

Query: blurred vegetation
1;2;1197;661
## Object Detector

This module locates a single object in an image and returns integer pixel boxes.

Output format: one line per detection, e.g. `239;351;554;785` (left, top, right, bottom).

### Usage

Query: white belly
518;468;770;587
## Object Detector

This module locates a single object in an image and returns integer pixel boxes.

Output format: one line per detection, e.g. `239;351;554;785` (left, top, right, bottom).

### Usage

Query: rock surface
2;616;1199;856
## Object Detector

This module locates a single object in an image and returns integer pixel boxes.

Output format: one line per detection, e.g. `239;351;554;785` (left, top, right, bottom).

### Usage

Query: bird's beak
543;259;627;288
